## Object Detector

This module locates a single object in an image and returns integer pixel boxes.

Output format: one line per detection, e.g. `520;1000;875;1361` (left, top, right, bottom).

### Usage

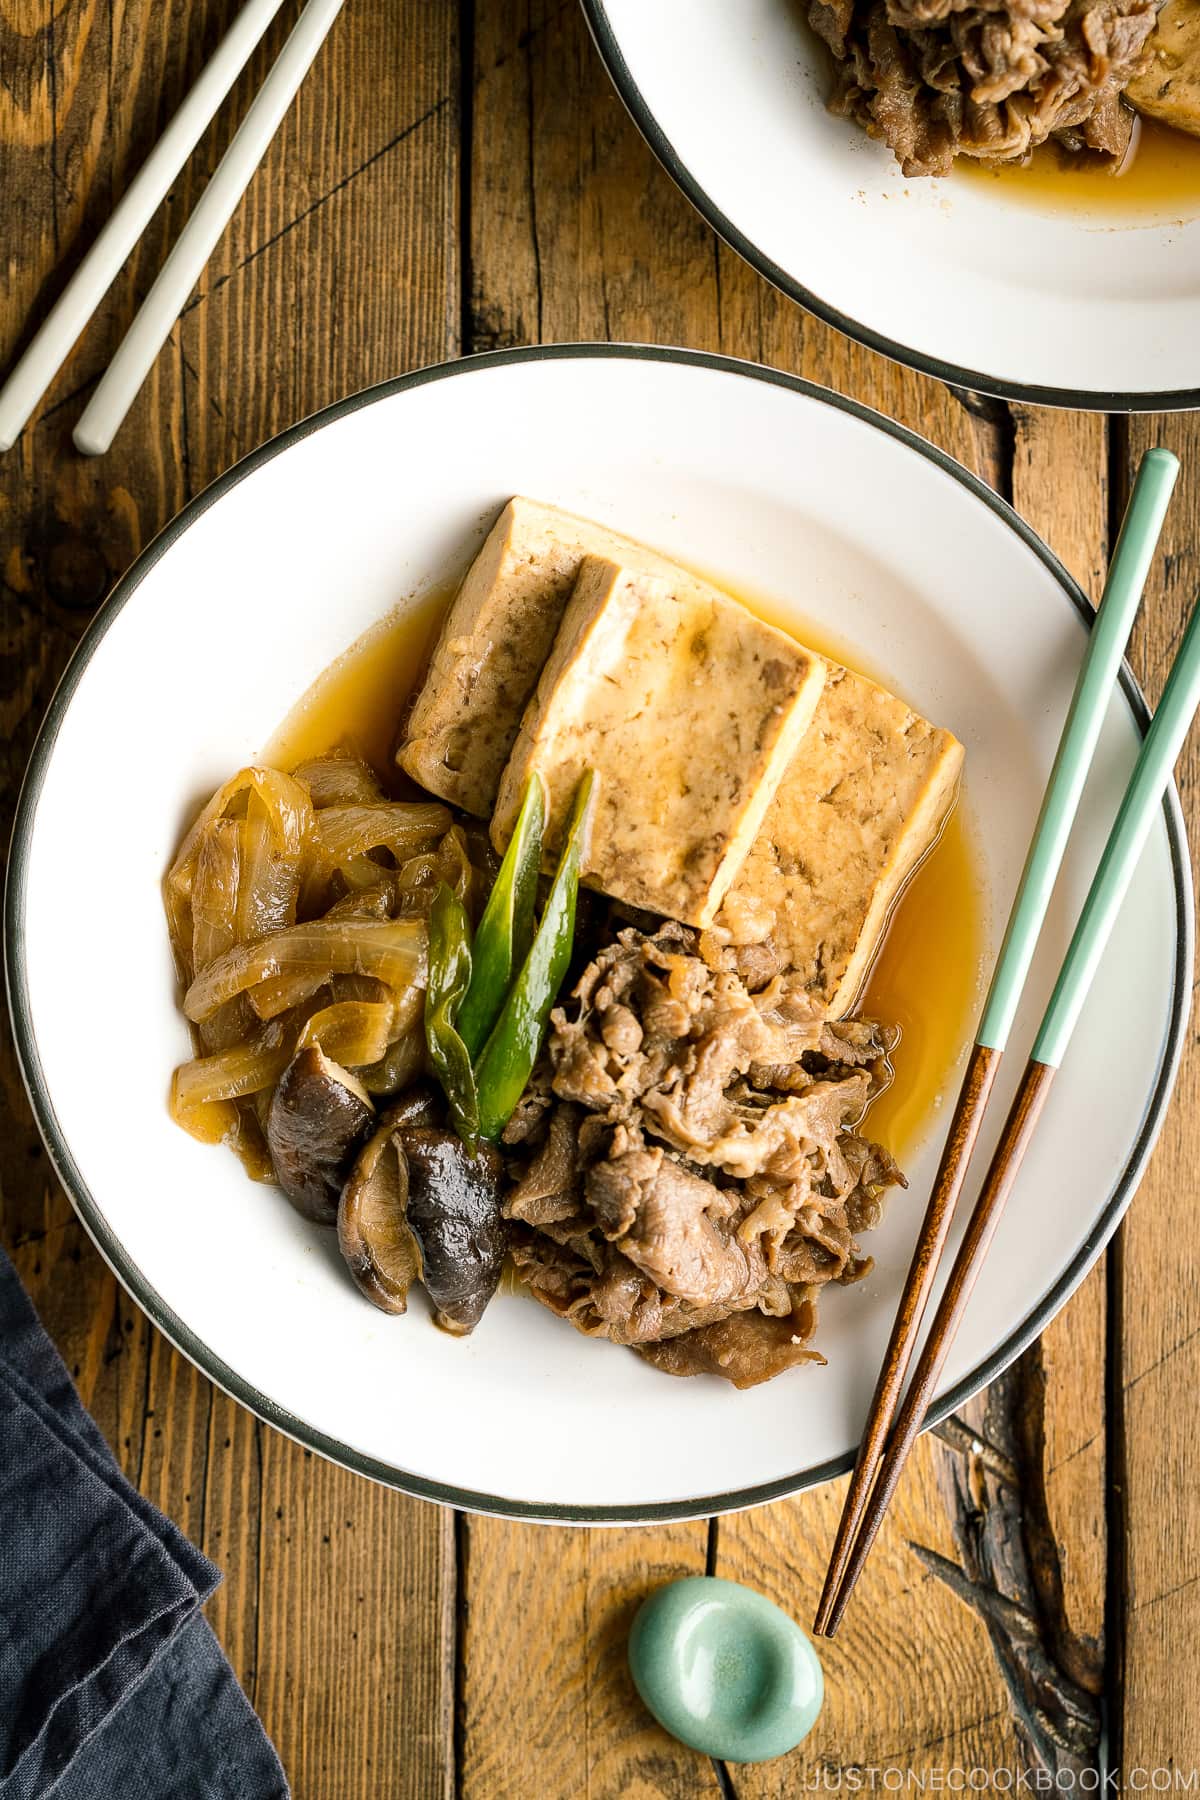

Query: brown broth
956;114;1200;219
265;576;985;1162
265;592;447;775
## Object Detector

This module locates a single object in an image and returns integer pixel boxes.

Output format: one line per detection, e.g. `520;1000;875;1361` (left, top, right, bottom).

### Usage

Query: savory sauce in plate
265;590;448;774
266;582;985;1162
956;114;1200;220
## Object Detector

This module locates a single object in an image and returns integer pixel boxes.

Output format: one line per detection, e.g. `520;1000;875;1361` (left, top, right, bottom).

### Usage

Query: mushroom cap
401;1128;508;1335
267;1046;374;1224
338;1120;423;1315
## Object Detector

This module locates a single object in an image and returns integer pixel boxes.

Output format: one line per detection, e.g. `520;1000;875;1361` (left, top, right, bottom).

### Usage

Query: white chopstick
0;0;291;454
73;0;346;458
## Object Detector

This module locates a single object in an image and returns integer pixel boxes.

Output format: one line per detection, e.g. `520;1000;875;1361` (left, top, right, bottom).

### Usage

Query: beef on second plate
810;0;1169;176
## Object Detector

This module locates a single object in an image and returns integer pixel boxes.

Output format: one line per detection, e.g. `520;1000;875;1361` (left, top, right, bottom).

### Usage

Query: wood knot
44;536;109;611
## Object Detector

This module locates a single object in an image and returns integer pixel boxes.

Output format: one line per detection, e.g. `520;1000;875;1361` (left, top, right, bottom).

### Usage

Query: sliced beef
504;923;906;1385
508;1225;791;1347
506;1103;583;1227
587;1147;757;1306
636;1293;826;1390
813;0;1159;175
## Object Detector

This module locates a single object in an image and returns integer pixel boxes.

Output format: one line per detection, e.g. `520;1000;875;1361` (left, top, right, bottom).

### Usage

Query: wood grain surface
1;6;461;1799
0;0;1194;1794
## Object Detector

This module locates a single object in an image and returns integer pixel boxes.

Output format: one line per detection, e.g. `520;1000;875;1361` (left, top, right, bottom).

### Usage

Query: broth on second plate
266;582;984;1162
956;113;1200;217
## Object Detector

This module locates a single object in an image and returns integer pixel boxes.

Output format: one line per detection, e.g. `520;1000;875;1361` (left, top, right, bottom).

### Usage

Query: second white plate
585;0;1200;407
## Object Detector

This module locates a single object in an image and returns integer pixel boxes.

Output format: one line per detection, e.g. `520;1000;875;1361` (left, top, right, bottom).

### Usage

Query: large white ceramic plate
6;347;1191;1521
584;1;1200;408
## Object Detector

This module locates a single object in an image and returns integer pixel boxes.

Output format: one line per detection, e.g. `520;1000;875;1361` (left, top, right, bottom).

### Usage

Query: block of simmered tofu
491;557;827;928
717;666;964;1016
1126;0;1200;136
400;497;759;817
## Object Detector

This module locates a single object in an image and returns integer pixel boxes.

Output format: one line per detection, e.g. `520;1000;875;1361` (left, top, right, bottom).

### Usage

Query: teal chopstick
977;447;1179;1052
816;452;1183;1638
1035;591;1200;1067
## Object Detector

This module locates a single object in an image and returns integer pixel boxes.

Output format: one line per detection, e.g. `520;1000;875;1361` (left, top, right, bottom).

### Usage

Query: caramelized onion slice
173;1028;292;1107
165;766;315;977
247;892;395;1020
237;791;303;940
171;1020;293;1145
357;987;426;1095
168;765;314;899
317;802;451;868
191;819;243;976
247;970;330;1022
292;752;385;808
297;1000;397;1069
184;918;426;1023
393;824;476;915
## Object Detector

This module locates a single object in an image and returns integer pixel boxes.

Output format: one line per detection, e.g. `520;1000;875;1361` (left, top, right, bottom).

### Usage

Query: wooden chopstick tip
812;1042;1002;1639
820;1058;1059;1636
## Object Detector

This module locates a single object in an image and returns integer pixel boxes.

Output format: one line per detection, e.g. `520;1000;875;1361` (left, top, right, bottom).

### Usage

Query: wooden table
2;3;1196;1792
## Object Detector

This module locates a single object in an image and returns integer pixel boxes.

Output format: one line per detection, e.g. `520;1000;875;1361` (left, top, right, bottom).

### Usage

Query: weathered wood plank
720;1463;1024;1794
0;3;461;1795
461;1518;719;1799
255;1444;457;1800
1115;412;1200;1780
1009;407;1109;1677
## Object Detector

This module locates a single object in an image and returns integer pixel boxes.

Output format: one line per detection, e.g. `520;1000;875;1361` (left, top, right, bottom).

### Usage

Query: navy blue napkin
0;1248;289;1799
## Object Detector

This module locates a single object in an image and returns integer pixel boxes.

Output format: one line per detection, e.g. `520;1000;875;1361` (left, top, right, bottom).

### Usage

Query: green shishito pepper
424;882;480;1152
475;770;596;1143
457;771;545;1060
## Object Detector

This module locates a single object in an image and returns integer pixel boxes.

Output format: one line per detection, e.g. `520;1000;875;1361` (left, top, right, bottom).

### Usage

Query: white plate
6;347;1191;1520
584;1;1200;408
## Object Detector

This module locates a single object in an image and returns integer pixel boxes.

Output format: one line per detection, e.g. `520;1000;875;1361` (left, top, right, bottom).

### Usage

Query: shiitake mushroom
338;1124;422;1315
336;1096;508;1334
266;1046;374;1224
402;1129;507;1336
337;1087;443;1315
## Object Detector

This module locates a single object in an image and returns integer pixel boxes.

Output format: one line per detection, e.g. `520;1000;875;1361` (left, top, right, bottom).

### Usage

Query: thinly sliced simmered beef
508;1226;792;1347
588;1148;757;1306
636;1294;826;1390
505;1103;582;1226
504;924;906;1385
815;0;1157;174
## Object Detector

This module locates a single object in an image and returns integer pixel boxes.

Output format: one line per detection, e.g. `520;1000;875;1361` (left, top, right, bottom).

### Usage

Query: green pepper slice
475;770;596;1143
458;771;545;1060
424;881;480;1152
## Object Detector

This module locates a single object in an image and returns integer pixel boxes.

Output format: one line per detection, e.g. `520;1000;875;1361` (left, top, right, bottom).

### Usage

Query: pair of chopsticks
0;0;345;458
815;446;1200;1636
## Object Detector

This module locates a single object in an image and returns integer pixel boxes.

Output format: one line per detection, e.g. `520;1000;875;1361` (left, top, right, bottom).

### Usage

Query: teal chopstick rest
628;1576;824;1763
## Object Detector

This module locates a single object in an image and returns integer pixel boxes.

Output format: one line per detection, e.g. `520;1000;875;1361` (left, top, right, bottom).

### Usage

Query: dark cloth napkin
0;1248;289;1800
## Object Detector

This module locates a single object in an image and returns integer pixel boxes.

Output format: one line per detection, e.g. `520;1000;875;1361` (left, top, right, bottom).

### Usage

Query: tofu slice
718;666;965;1016
1126;0;1200;136
491;557;827;928
400;497;758;817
